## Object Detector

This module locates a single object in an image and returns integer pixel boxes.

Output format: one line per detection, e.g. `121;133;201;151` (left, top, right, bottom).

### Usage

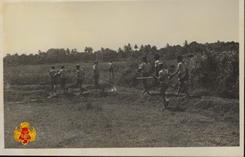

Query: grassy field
4;61;131;85
4;62;239;147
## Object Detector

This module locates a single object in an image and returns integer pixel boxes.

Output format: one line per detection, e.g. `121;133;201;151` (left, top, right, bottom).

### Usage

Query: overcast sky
3;0;239;54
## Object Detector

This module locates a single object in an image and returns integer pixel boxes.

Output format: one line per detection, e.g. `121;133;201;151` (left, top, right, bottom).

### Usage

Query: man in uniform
49;66;57;95
75;64;85;94
138;56;152;95
93;61;100;87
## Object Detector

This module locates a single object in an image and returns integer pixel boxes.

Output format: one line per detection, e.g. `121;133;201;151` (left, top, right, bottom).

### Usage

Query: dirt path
4;85;239;148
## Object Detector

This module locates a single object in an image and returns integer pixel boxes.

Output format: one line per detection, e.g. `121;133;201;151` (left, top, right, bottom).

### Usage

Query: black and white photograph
0;0;244;156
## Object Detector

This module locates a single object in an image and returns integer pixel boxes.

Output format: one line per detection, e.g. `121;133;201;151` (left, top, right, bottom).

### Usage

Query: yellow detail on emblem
13;122;37;145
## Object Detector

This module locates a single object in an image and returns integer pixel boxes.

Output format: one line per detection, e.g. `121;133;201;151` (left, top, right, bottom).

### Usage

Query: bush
192;50;239;98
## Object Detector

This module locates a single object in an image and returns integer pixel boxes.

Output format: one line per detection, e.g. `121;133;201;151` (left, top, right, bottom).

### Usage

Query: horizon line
4;40;239;56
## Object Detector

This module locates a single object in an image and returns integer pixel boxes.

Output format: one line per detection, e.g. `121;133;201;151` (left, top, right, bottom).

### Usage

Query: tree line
4;41;238;65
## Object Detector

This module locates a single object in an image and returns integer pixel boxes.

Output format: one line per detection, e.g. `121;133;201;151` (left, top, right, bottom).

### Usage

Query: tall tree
134;44;138;51
84;47;93;53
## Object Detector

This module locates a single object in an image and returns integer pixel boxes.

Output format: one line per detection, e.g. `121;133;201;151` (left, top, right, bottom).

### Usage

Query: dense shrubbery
202;50;239;98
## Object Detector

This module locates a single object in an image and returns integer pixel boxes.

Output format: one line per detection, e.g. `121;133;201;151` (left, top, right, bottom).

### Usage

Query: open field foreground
4;84;239;148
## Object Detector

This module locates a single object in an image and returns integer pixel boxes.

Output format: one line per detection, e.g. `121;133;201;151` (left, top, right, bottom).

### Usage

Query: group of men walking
49;61;115;96
49;54;192;111
49;64;84;95
137;54;191;111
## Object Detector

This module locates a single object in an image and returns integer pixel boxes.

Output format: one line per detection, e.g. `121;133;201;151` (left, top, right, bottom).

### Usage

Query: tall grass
4;61;130;86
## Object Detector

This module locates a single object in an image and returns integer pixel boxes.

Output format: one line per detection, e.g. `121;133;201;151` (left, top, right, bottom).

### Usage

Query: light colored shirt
154;60;160;68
